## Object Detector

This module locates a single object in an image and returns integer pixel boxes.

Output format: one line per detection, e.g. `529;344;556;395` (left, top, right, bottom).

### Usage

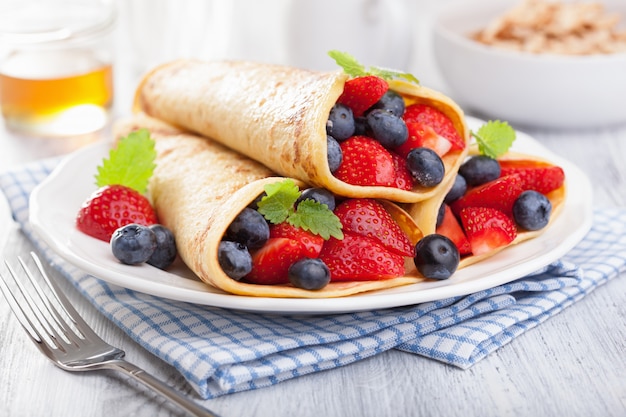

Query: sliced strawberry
334;136;395;187
436;205;471;255
319;233;405;281
269;222;324;258
458;207;517;256
76;184;158;242
334;198;415;257
337;75;389;117
451;174;524;219
245;238;307;285
395;122;452;158
499;159;565;194
403;104;465;150
391;152;414;191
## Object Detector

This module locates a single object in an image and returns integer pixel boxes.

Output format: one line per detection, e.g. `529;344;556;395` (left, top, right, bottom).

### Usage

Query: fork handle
107;359;222;417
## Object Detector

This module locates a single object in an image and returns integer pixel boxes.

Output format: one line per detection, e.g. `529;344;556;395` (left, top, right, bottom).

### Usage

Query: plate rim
29;119;593;314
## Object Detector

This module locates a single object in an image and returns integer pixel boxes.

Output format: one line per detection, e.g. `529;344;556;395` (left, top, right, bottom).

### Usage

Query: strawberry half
334;198;415;257
499;160;565;195
245;237;307;285
391;153;414;191
403;104;465;150
319;233;405;281
76;184;158;242
436;205;471;255
337;75;389;117
451;174;524;219
334;136;396;187
395;122;452;158
458;207;517;256
269;222;324;258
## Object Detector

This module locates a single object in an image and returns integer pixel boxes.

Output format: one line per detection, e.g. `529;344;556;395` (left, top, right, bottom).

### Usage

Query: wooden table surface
1;2;625;416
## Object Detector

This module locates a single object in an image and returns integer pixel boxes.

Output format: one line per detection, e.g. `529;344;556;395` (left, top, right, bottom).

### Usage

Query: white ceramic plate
30;118;593;314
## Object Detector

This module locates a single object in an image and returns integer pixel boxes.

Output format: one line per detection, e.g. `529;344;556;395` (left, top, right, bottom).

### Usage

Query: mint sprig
471;120;516;159
257;179;343;240
95;129;156;193
328;50;419;84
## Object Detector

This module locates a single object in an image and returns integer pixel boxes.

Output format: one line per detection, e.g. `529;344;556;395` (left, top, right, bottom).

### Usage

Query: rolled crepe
133;59;470;204
113;114;425;298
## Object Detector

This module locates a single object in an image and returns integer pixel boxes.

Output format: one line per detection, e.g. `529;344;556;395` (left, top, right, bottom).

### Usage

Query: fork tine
1;259;50;346
27;252;100;342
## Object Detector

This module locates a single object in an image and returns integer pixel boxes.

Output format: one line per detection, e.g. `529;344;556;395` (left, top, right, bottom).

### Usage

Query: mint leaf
257;179;300;224
328;50;419;84
288;199;344;240
328;50;367;77
95;129;156;193
471;120;516;159
257;179;343;239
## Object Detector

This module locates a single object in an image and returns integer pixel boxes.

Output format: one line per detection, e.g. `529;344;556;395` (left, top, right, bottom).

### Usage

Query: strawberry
458;207;517;256
319;233;405;281
245;237;307;285
391;152;414;191
269;222;324;258
436;205;471;255
395;122;453;158
451;174;524;218
403;104;465;150
337;75;389;117
334;136;396;187
499;160;565;194
76;184;158;242
334;198;415;257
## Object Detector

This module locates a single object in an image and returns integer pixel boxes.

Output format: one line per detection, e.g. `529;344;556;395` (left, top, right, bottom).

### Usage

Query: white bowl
432;0;626;129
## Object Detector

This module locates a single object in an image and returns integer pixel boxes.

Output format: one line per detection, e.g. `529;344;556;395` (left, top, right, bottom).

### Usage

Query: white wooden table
1;1;625;416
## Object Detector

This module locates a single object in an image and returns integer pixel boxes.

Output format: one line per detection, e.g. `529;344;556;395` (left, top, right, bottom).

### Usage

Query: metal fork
0;252;221;417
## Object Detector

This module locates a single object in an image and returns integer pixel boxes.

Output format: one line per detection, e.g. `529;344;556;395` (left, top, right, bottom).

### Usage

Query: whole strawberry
76;129;158;242
76;185;158;242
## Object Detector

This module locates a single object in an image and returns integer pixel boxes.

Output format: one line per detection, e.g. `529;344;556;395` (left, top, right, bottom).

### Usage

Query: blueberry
406;147;445;187
327;135;343;173
225;207;270;249
326;103;355;141
366;109;408;148
248;192;267;210
147;224;177;270
288;258;331;290
459;155;500;186
367;90;405;117
444;174;467;204
297;187;336;211
110;224;157;265
353;116;368;135
218;241;252;280
513;190;552;231
436;203;446;228
414;234;459;280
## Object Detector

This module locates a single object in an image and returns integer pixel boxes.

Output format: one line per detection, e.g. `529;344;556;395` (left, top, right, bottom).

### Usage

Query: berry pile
218;184;420;290
436;156;565;257
326;76;466;190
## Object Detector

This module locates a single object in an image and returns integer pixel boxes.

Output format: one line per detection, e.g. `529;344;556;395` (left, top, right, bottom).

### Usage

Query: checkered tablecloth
1;157;625;399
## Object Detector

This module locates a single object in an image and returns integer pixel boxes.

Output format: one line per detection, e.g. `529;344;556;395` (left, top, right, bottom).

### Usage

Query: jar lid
0;1;116;45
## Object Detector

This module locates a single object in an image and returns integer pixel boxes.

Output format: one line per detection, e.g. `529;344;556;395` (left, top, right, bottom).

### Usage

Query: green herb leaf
288;199;344;240
95;129;156;193
257;179;343;240
257;179;300;224
471;120;516;159
328;50;419;84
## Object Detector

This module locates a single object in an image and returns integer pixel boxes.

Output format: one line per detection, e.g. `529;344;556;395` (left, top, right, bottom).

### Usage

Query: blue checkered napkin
1;158;625;399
